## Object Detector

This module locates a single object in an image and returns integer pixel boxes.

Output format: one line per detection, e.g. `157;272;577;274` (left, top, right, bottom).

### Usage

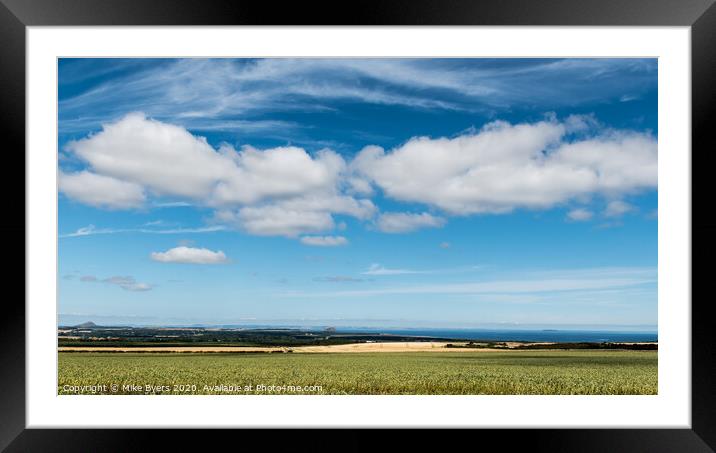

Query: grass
57;350;657;395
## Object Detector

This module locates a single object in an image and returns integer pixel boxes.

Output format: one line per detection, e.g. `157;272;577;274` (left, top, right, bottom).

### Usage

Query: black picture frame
2;0;714;450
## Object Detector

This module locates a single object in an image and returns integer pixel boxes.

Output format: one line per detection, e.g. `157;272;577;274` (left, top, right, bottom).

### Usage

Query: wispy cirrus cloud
77;274;153;292
313;276;365;283
290;267;656;299
361;264;427;276
361;263;486;276
59;58;657;135
103;276;153;292
60;224;226;238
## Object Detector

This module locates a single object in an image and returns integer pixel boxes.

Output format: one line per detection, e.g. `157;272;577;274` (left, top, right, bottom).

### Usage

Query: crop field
58;350;657;395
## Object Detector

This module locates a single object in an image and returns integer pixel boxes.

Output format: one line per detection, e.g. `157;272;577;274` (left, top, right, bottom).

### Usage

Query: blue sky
57;58;658;329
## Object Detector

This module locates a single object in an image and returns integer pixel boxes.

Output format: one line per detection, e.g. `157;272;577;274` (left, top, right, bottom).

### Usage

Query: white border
27;27;691;428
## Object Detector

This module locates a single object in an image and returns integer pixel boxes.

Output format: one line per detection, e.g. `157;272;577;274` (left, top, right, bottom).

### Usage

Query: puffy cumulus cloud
566;208;594;222
60;113;657;238
269;194;376;220
59;170;145;209
63;113;345;205
300;235;349;246
210;146;345;206
604;200;635;217
375;212;446;233
214;206;334;237
150;246;228;264
345;176;374;196
353;117;657;215
61;113;375;237
212;195;375;237
65;113;228;200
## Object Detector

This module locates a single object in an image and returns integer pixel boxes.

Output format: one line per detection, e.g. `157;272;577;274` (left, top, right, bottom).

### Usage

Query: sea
335;328;658;343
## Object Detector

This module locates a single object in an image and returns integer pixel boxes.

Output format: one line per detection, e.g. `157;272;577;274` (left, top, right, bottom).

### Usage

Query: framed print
3;0;715;450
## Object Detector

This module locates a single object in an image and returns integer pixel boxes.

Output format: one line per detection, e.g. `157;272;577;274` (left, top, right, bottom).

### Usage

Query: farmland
58;350;657;395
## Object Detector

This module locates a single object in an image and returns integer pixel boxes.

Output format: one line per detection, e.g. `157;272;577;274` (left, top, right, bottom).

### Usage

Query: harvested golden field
58;341;484;353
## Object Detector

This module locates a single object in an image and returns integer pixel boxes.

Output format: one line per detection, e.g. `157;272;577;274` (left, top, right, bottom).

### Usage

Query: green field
58;350;657;395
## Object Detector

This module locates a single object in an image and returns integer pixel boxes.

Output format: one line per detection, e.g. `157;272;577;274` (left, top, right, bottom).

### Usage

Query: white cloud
150;246;228;264
59;170;145;209
375;212;446;233
125;283;152;292
212;195;375;237
362;264;425;276
65;225;101;237
439;242;451;249
313;276;364;282
59;59;656;134
300;236;349;246
272;194;375;220
346;176;374;195
293;267;656;298
566;208;594;221
64;113;345;206
215;206;334;237
353;118;657;215
61;113;374;238
141;226;226;234
78;274;152;291
103;276;153;292
65;113;228;200
604;200;634;217
60;224;225;238
209;146;346;206
60;114;656;238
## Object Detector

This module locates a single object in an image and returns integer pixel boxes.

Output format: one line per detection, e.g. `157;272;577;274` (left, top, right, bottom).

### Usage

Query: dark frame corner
2;0;715;450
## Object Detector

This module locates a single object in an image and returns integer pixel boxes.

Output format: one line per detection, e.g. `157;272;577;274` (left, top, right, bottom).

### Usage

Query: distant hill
74;321;98;328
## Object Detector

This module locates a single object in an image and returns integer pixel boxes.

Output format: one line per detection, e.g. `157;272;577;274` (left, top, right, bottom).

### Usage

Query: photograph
56;57;658;396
